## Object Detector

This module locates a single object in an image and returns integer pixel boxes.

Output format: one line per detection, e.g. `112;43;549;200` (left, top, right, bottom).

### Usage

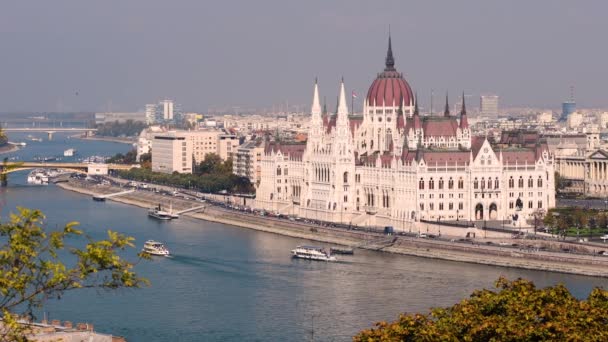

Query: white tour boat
291;246;337;262
27;169;50;185
142;240;170;256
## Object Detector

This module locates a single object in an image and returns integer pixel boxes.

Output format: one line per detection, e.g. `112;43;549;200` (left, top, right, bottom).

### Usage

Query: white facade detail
256;40;556;229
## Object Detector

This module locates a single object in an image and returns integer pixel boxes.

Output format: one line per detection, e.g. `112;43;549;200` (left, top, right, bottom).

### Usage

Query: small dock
93;189;136;201
173;205;206;216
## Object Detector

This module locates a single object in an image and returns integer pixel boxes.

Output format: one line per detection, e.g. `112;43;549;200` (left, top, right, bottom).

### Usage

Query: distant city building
136;126;166;161
145;104;157;125
537;111;554;124
94;112;146;124
561;100;576;121
144;99;182;124
598;112;608;129
480;95;499;117
151;132;193;174
183;129;239;163
233;139;265;186
555;131;608;196
567;111;583;129
160;99;174;121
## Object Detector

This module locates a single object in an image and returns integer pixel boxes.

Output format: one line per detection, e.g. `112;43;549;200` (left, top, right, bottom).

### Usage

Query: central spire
461;91;467;115
385;33;395;71
444;92;450;117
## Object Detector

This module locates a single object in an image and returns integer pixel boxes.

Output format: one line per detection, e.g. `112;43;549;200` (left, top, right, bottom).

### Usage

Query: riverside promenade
57;178;608;278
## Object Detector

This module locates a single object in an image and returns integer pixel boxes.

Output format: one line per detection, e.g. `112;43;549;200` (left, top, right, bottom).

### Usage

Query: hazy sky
1;1;606;113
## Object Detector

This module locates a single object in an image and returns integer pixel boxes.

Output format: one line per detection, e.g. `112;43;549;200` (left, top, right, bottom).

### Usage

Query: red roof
422;151;471;166
471;136;486;158
366;70;413;107
501;150;536;165
264;142;306;159
422;117;459;137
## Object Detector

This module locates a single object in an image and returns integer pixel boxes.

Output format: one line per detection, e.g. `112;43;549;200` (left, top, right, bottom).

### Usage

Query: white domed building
256;37;555;228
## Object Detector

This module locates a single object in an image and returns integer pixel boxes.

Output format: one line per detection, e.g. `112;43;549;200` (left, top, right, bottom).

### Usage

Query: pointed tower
310;78;323;139
385;33;395;71
336;78;350;136
444;92;450;117
459;91;469;129
459;91;471;149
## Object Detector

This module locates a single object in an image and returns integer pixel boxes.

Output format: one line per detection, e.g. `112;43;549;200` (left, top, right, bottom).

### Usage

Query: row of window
507;176;543;189
420;202;464;211
419;177;464;190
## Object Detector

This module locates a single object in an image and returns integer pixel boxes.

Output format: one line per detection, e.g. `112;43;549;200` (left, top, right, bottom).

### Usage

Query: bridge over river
3;127;97;139
0;162;138;185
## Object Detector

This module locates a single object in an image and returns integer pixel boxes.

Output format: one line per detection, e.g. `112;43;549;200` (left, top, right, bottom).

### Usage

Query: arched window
276;167;281;176
481;178;485;190
495;178;499;189
429;178;435;190
518;177;524;188
474;178;479;189
528;177;534;188
537;176;543;187
438;178;444;190
487;178;492;189
419;178;425;190
458;178;464;189
448;178;454;189
343;172;348;183
509;177;514;188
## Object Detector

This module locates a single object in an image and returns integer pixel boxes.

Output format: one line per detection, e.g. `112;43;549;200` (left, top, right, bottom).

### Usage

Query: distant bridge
1;162;138;176
3;128;97;139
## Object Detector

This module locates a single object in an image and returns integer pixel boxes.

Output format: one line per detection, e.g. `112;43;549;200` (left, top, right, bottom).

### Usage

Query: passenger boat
27;169;50;185
142;240;170;256
291;246;337;262
148;205;172;220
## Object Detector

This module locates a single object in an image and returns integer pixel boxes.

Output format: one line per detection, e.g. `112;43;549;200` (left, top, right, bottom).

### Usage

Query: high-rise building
145;104;157;125
151;132;193;174
480;95;499;117
160;99;174;121
561;101;576;122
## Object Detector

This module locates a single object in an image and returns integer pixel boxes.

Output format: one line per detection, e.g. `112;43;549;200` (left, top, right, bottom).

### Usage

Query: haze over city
1;0;607;113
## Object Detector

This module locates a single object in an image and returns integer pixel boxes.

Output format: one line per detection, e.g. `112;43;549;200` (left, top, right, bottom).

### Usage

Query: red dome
366;35;414;107
366;70;413;107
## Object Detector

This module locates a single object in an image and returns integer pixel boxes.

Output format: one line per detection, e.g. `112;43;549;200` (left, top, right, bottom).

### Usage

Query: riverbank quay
76;135;135;145
0;143;21;155
56;179;608;277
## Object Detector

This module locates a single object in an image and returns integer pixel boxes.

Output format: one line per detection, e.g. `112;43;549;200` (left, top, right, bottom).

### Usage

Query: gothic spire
385;33;395;71
461;91;467;116
444;92;450;117
311;78;322;118
337;77;349;118
460;91;469;129
414;93;419;116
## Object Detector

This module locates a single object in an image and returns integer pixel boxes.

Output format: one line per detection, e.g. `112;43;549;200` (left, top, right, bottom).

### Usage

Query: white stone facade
256;41;556;229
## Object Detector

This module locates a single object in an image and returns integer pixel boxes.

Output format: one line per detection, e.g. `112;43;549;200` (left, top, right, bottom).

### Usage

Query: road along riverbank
56;179;608;278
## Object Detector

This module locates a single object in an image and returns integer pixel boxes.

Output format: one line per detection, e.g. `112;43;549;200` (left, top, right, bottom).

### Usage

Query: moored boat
291;246;337;262
148;204;172;220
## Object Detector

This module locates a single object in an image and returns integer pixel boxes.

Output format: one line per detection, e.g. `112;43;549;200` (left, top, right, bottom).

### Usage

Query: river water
1;132;606;341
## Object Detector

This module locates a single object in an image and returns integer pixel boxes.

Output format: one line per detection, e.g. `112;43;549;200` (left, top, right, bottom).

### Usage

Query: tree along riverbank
56;179;608;278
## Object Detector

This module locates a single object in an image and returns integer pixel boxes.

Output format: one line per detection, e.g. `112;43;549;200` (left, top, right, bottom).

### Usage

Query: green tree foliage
95;120;146;137
0;208;148;340
0;124;8;147
107;149;138;164
355;277;608;342
118;166;254;194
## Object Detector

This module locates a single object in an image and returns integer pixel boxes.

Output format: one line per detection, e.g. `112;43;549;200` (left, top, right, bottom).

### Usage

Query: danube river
1;133;606;341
